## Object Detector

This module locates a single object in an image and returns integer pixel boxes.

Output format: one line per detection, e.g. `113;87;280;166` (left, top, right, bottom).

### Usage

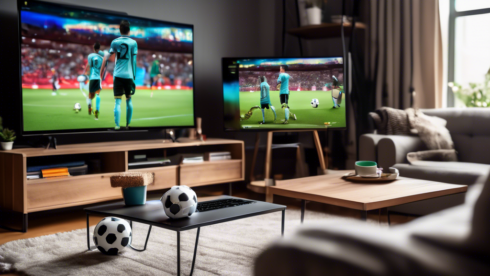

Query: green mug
355;161;377;176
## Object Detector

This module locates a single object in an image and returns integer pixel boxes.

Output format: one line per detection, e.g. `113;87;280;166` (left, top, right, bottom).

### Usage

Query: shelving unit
287;22;366;40
0;138;244;232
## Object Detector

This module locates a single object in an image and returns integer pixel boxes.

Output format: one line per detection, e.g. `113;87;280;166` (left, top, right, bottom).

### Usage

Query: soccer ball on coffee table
93;217;132;255
161;185;198;219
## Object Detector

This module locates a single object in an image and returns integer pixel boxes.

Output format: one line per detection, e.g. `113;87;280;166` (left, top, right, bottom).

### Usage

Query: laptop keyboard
197;198;254;212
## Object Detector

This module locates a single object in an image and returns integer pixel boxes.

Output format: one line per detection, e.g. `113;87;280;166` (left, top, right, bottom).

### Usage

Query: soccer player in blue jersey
277;65;296;124
259;76;276;124
83;42;104;119
331;75;343;108
100;20;138;130
240;76;276;124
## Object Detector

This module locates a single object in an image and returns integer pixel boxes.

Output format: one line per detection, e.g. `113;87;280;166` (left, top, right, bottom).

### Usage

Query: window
448;0;490;107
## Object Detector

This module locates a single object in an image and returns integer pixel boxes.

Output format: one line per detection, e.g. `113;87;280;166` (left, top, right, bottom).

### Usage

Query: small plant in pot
110;172;154;206
0;128;16;151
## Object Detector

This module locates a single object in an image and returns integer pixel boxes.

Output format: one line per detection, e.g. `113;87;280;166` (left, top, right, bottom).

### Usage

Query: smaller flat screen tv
222;57;346;131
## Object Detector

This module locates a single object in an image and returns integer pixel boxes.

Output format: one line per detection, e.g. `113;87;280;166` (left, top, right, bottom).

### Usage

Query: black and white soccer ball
74;103;81;113
77;74;88;83
161;185;198;219
93;217;132;255
311;98;319;108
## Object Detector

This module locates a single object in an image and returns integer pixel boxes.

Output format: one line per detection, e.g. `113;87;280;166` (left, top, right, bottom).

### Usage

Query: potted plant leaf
305;0;323;25
0;128;16;151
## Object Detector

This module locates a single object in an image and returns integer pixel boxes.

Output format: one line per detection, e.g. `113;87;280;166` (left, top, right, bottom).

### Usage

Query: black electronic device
196;198;254;212
222;57;347;131
18;0;195;137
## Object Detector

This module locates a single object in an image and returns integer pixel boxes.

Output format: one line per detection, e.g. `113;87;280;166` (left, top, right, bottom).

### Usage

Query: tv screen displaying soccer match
222;57;345;130
19;1;194;134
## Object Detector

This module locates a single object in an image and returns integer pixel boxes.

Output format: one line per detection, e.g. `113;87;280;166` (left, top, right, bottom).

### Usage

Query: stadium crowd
21;39;193;89
239;69;343;92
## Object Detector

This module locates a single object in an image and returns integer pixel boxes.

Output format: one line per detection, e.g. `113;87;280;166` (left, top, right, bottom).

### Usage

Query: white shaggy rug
0;209;345;276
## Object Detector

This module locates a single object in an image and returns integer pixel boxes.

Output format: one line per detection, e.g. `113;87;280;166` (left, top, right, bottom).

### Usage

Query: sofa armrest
378;136;427;170
359;134;387;162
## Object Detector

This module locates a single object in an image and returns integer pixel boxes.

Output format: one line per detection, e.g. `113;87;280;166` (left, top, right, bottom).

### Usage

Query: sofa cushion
409;171;490;259
452;134;490;164
394;162;487;185
467;169;490;257
422;108;490;164
407;149;458;163
407;109;455;150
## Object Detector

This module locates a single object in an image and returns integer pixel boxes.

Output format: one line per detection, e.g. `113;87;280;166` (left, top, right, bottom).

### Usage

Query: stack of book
205;152;232;161
27;172;41;180
181;154;204;164
42;168;70;178
27;161;88;180
128;156;171;169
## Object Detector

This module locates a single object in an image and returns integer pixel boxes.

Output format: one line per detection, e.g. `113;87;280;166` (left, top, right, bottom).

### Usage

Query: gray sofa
255;171;490;276
359;108;490;215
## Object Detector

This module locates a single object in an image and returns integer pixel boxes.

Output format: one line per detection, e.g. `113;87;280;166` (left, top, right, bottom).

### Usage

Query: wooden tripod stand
247;130;327;201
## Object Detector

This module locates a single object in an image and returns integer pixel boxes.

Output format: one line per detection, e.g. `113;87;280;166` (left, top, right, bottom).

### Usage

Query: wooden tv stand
0;138;244;232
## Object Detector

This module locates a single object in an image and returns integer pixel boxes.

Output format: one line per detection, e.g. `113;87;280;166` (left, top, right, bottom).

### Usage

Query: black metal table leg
301;200;306;223
86;214;96;251
86;213;90;250
281;209;285;236
177;231;181;276
361;210;368;221
190;227;201;276
129;224;153;252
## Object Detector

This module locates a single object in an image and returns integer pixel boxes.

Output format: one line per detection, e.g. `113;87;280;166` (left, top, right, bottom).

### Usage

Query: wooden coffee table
267;170;467;222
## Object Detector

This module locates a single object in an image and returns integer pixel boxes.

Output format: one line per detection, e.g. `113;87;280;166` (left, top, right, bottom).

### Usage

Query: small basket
110;172;154;206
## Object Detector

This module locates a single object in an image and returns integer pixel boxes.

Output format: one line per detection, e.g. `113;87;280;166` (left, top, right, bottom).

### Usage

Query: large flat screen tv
18;0;194;135
222;57;346;131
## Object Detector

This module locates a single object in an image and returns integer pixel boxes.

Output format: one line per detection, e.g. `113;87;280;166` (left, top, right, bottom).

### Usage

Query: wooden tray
341;173;398;183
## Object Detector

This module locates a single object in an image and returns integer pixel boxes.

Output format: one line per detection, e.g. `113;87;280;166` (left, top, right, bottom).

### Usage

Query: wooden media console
0;138;244;232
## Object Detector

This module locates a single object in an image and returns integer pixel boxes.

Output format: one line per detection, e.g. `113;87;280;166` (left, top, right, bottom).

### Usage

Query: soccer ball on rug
311;98;319;108
93;217;132;255
161;185;198;219
74;103;81;113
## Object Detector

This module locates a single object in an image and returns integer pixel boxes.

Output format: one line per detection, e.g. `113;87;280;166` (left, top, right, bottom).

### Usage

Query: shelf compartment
26;151;126;177
180;160;243;187
27;172;122;212
129;165;178;191
287;22;366;39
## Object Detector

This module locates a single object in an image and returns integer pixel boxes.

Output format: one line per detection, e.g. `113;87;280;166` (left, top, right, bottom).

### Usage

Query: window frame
447;0;490;107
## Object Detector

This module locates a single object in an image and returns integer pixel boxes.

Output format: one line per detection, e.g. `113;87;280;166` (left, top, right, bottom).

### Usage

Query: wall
0;0;368;173
0;0;277;146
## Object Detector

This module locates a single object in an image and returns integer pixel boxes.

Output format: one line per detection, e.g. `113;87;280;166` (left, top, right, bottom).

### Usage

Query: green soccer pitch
22;88;194;132
239;90;346;129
